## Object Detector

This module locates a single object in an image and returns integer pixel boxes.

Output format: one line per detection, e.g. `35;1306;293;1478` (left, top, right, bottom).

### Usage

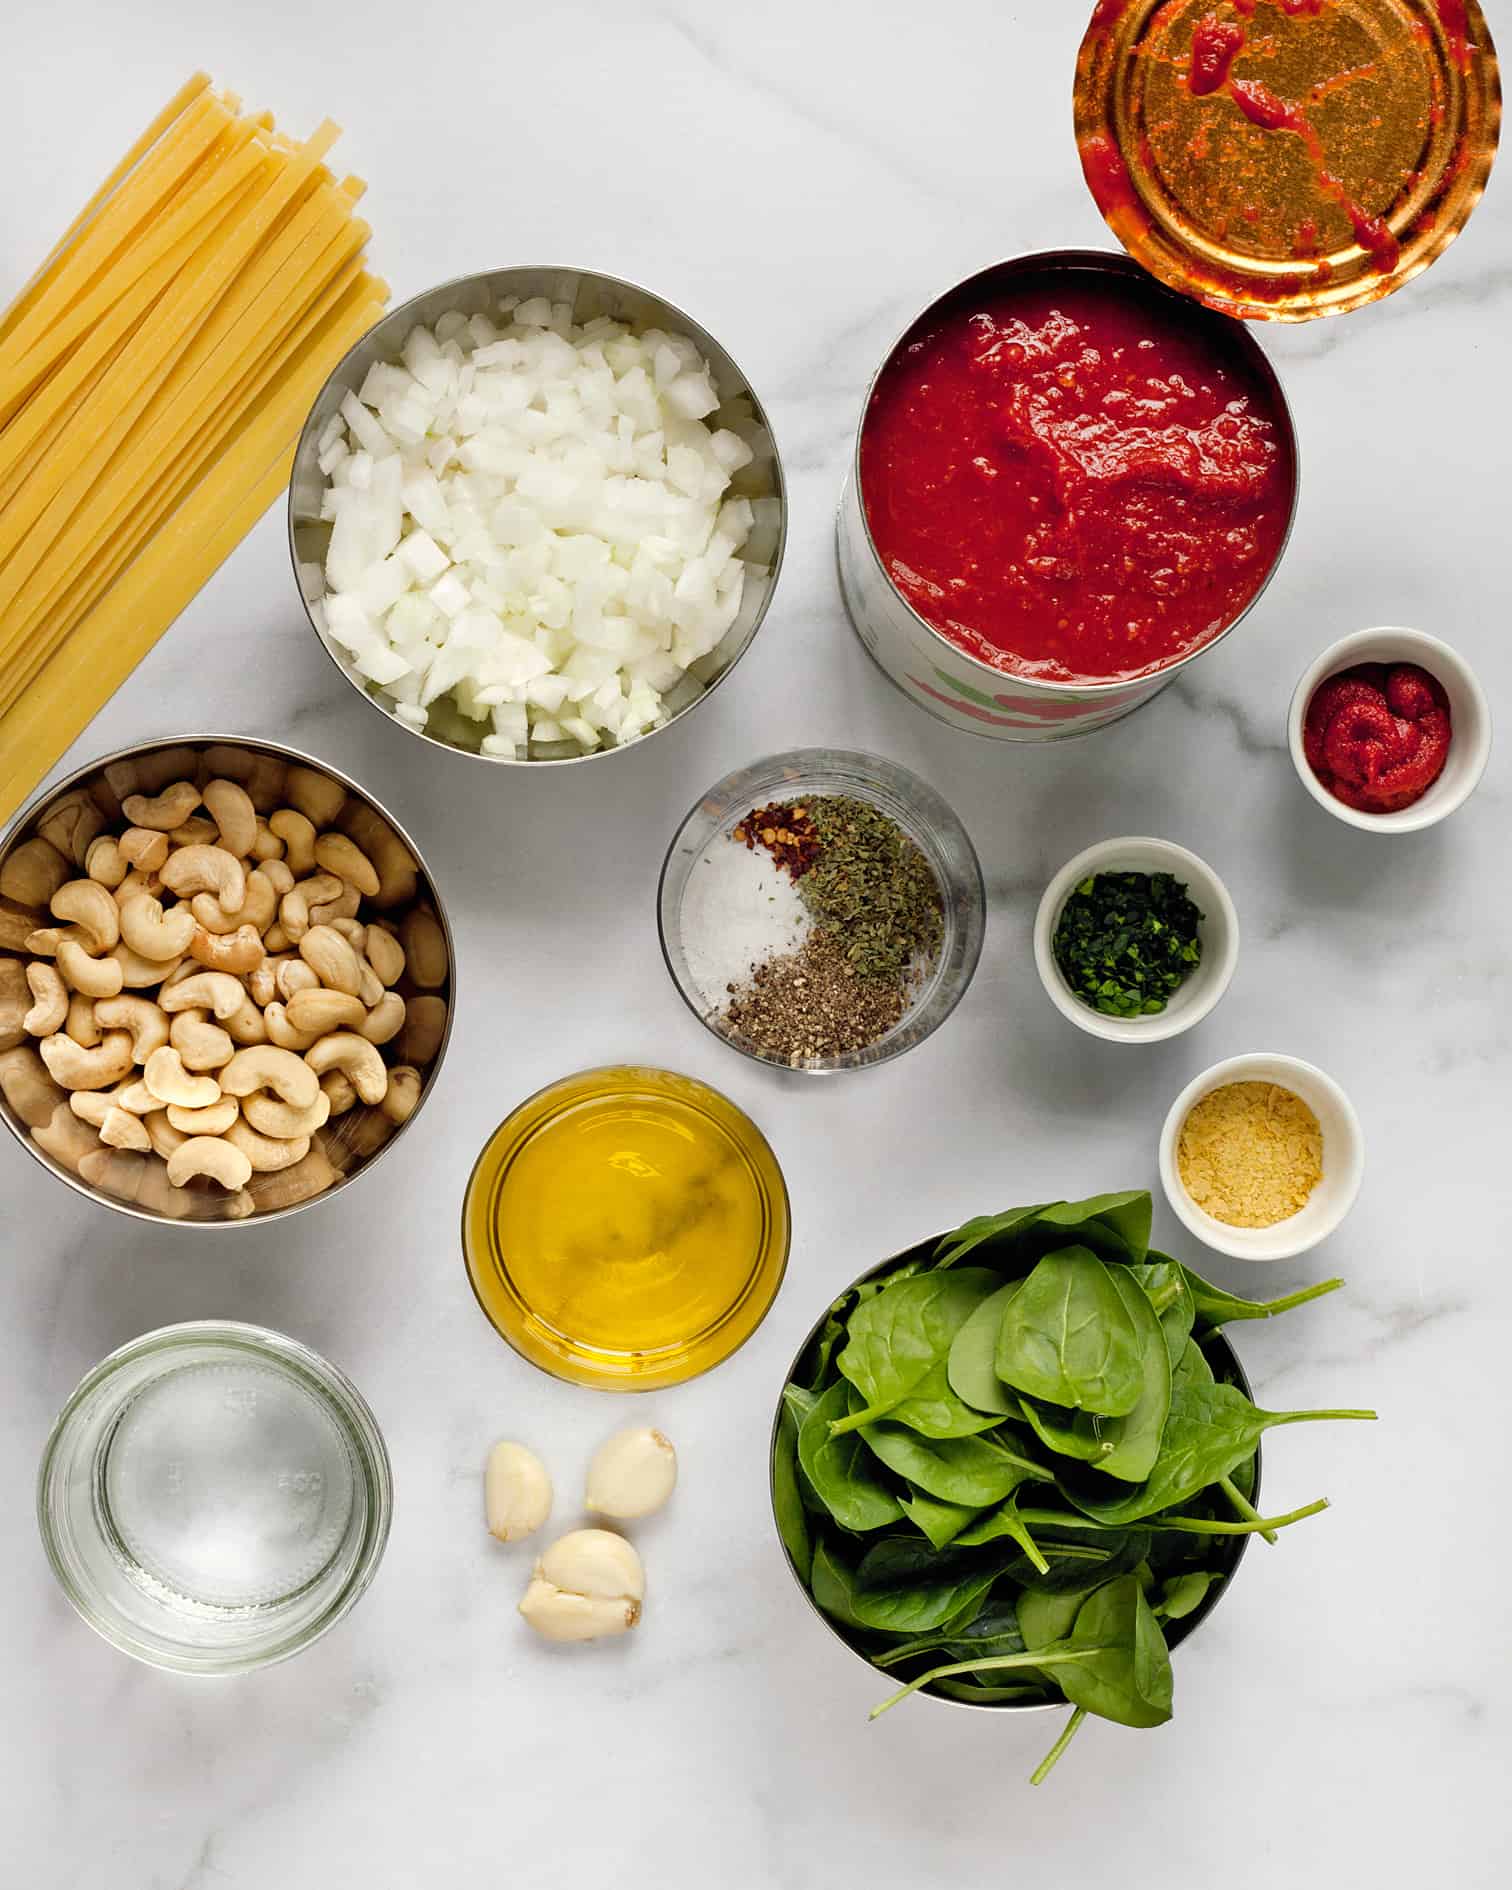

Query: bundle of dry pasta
0;75;388;821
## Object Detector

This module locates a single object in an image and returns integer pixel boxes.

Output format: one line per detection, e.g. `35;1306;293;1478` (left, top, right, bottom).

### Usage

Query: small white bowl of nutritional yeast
1159;1052;1365;1263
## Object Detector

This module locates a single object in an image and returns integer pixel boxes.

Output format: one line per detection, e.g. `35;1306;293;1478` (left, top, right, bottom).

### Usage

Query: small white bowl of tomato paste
1289;627;1492;834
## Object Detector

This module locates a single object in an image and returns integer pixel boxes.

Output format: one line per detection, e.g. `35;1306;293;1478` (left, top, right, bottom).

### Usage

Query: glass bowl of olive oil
462;1066;790;1390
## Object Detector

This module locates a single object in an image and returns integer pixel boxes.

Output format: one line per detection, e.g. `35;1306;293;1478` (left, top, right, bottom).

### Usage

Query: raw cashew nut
519;1530;644;1643
192;867;277;937
189;923;265;976
168;817;219;849
65;993;101;1047
0;1044;65;1126
360;991;406;1046
243;1142;340;1211
277;959;319;1001
121;780;201;831
160;971;247;1020
110;942;180;990
224;995;269;1046
38;789;105;866
24;963;68;1036
397;995;447;1065
314;833;380;897
160;844;245;914
326;1107;393;1162
83;1149;196;1218
264;1003;319;1050
279;873;343;942
35;1103;103;1173
247;960;279;1006
298;924;364;997
304;1032;388;1104
56;937;124;999
119;828;169;872
286;988;366;1035
311;881;360;927
94;995;170;1063
100;1105;152;1151
269;809;316;875
50;880;121;953
169;1010;233;1071
40;1030;134;1090
220;1044;320;1110
143;1111;188;1158
166;1096;239;1135
0;837;69;908
285;766;346;830
0;960;29;1050
400;909;448;989
363;926;406;988
328;917;366;951
120;893;198;962
69;1083;137;1128
224;1117;311;1172
341;802;416;909
85;836;128;888
261;859;294;898
0;904;41;953
379;1065;422;1125
249;818;283;863
318;1069;357;1117
167;1136;254;1192
241;1089;330;1140
112;869;163;910
144;1046;222;1111
585;1427;678;1519
202;779;257;858
23;925;79;958
485;1442;553;1542
112;1080;160;1116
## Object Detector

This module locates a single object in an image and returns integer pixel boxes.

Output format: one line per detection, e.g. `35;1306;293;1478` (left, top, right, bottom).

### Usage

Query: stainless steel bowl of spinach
770;1190;1375;1783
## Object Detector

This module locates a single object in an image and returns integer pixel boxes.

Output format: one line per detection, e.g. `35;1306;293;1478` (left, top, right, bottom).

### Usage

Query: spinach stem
869;1649;1098;1722
1264;1407;1378;1425
1154;1497;1329;1535
1219;1474;1277;1546
1245;1278;1345;1319
1030;1708;1089;1787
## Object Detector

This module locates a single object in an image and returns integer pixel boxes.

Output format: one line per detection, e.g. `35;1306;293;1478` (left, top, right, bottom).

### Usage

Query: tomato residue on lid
859;270;1295;685
1303;662;1453;812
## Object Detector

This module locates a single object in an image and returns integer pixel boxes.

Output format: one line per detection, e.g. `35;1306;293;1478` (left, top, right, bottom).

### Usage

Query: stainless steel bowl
289;265;787;766
769;1235;1257;1715
0;734;456;1228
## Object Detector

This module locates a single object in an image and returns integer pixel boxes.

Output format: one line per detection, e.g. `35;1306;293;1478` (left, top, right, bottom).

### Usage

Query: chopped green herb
1052;871;1203;1019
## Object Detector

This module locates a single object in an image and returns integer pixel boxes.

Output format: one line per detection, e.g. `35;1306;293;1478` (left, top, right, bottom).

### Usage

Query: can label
836;482;1165;742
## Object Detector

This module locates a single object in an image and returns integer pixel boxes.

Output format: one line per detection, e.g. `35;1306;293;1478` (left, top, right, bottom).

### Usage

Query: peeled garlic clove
538;1528;645;1602
519;1578;640;1644
585;1425;677;1520
485;1440;553;1543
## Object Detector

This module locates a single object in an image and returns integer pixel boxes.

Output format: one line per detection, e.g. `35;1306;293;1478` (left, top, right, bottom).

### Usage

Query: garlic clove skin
585;1426;677;1520
519;1578;640;1643
485;1440;553;1543
537;1527;645;1602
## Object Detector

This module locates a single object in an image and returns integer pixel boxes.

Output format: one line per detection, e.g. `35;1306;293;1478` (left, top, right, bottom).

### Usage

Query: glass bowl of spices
658;749;985;1073
1033;837;1239;1045
1160;1053;1365;1263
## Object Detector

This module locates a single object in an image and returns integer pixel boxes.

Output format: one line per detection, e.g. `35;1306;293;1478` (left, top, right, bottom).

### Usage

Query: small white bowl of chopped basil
1159;1053;1365;1262
1033;838;1239;1044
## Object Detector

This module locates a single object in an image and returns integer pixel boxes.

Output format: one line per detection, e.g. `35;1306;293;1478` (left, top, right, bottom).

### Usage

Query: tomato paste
1303;663;1453;812
859;270;1295;684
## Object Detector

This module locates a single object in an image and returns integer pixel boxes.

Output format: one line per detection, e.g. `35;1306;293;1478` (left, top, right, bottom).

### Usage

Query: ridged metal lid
1073;0;1501;321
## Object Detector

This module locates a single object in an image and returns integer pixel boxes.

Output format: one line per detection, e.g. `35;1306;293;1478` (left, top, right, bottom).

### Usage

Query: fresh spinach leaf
934;1204;1051;1269
799;1380;904;1532
1033;1193;1151;1265
1023;1573;1173;1731
1087;1267;1172;1483
868;1357;1008;1439
1016;1396;1117;1465
849;1539;1008;1633
946;1282;1021;1415
953;1489;1049;1572
1152;1570;1221;1621
810;1537;866;1629
832;1268;1002;1435
1128;1255;1195;1368
773;1399;812;1582
858;1417;1050;1508
994;1246;1145;1416
1182;1265;1344;1331
1063;1383;1375;1526
899;1490;988;1550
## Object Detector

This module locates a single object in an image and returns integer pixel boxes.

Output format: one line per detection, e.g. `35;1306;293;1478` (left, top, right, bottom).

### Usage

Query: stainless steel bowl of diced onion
289;266;787;765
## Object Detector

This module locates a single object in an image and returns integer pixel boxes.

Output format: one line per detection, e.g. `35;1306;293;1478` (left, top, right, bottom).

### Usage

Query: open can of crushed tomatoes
837;250;1299;742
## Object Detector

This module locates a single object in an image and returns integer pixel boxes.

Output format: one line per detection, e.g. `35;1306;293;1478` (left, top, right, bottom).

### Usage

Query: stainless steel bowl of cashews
0;735;455;1226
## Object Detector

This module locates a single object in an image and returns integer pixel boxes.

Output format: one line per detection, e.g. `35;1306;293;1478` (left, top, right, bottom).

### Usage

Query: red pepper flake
734;801;822;877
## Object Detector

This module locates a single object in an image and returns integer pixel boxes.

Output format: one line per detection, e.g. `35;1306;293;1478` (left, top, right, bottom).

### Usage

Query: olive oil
463;1068;789;1389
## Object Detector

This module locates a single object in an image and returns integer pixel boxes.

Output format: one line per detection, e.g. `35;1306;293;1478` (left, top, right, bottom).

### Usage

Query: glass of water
38;1322;392;1673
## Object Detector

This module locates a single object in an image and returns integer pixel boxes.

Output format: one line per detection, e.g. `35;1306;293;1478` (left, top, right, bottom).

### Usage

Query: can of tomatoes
837;250;1299;742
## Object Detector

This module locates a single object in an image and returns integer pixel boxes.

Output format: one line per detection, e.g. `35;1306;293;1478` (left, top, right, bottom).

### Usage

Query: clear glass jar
658;748;986;1073
37;1322;392;1674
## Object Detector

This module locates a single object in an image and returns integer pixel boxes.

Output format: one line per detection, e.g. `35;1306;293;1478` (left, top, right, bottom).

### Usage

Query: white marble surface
3;3;1509;1884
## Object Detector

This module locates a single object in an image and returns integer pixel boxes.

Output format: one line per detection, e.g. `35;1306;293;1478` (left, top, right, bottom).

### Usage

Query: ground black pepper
723;930;909;1065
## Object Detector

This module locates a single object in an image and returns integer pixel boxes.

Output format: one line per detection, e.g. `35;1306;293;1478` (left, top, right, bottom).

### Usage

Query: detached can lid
1073;0;1501;321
